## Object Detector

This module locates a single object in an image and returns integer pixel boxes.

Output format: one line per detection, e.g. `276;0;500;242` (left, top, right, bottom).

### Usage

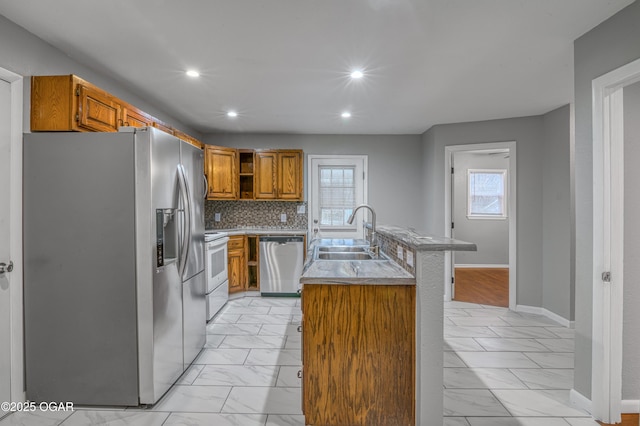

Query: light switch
297;204;306;214
280;213;287;222
406;251;414;267
214;213;221;222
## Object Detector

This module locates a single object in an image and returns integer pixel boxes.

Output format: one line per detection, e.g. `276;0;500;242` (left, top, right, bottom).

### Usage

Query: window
309;155;367;238
467;169;507;218
319;166;355;228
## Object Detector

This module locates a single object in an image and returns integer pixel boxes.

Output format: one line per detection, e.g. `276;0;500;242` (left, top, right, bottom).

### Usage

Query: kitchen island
300;229;476;426
300;238;416;426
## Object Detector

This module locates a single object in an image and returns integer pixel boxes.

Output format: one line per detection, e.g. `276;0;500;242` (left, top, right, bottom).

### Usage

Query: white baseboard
454;264;509;268
568;389;639;416
515;304;573;328
570;388;592;414
622;399;640;413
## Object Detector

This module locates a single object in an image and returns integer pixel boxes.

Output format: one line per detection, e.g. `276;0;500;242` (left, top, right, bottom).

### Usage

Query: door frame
307;154;368;239
444;142;517;310
0;67;24;404
591;56;640;423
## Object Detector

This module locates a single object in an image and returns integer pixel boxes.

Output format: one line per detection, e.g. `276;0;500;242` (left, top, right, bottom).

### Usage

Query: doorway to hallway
444;142;517;310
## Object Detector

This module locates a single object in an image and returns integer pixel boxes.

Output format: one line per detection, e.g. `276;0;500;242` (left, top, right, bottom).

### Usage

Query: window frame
467;168;508;219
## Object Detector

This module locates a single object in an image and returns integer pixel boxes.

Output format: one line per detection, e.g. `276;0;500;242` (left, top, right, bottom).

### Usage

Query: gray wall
452;151;509;265
542;105;573;322
422;116;544;309
573;0;640;399
422;109;572;319
0;14;199;137
623;80;640;400
203;133;425;231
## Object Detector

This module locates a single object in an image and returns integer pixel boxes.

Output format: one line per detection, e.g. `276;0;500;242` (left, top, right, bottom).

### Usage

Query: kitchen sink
316;252;375;260
317;246;369;253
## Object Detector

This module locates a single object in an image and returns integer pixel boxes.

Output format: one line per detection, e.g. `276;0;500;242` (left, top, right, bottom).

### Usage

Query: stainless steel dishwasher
259;235;305;296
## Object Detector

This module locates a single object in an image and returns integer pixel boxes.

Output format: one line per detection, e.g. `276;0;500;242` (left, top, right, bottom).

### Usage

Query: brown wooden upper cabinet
122;106;153;129
31;75;121;132
205;145;238;200
173;129;203;150
255;150;303;201
31;75;203;148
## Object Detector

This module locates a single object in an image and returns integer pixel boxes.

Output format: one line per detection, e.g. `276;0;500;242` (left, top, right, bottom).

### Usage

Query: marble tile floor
0;297;602;425
0;295;305;426
444;300;599;426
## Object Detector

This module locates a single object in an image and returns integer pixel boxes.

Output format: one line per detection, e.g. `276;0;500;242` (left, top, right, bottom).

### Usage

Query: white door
0;78;12;413
308;155;368;239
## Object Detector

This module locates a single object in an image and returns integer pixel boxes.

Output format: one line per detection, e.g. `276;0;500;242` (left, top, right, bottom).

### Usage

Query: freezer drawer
206;280;229;321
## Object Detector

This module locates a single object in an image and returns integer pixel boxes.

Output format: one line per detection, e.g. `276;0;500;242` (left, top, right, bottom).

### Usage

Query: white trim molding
0;67;25;404
591;56;640;424
570;388;592;415
515;305;573;328
621;400;640;414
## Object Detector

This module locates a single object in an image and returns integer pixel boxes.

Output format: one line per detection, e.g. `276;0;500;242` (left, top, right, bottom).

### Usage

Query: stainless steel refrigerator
23;127;206;406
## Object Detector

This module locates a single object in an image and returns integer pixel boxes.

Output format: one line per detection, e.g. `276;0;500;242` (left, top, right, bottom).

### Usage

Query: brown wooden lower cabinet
301;283;415;426
227;236;245;294
227;234;260;293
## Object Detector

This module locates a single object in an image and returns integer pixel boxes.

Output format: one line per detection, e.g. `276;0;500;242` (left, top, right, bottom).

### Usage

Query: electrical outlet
406;251;414;267
280;213;287;222
397;246;404;260
297;204;306;214
214;213;221;222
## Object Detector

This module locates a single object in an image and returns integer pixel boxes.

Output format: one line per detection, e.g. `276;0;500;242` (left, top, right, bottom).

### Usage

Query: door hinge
602;271;611;282
451;167;454;174
451;277;454;284
75;87;80;96
451;222;454;229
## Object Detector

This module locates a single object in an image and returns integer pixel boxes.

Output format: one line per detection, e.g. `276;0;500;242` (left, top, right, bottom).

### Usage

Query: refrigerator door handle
177;164;192;279
202;174;208;199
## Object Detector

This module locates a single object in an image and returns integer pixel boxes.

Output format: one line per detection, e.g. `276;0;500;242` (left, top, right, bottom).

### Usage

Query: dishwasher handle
259;236;304;244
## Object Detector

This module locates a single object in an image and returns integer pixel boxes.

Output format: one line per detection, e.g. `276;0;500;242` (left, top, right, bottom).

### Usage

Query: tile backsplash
205;201;308;230
368;229;416;276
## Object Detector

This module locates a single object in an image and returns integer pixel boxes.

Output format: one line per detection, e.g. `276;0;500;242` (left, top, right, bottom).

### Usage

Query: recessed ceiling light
341;112;351;118
227;111;238;118
186;70;200;78
350;70;364;79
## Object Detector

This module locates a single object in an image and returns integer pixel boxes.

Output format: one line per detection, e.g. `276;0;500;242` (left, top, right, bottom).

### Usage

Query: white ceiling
0;0;634;134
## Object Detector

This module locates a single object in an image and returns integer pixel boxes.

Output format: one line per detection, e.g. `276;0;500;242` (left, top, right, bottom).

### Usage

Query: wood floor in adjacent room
454;267;509;308
599;414;640;426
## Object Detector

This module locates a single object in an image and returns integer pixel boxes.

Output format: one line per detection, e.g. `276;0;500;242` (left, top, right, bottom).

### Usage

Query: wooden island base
301;284;415;426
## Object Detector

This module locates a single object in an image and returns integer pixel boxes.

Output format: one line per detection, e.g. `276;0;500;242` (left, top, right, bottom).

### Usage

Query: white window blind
318;166;356;228
467;169;507;218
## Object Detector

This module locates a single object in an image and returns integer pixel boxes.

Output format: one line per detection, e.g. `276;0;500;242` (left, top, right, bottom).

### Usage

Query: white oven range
205;231;229;321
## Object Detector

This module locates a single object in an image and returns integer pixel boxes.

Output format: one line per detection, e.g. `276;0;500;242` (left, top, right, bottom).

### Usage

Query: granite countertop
206;227;308;236
300;238;415;285
374;224;477;252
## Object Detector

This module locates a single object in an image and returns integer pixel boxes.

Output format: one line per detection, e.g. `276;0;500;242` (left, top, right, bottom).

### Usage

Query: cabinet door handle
297;370;303;379
297;325;302;333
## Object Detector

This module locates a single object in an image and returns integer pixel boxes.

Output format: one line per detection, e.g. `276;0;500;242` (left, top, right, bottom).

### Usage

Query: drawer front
228;236;244;250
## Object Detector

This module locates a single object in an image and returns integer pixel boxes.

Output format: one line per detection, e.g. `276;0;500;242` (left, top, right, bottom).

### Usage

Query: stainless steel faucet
347;204;379;256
